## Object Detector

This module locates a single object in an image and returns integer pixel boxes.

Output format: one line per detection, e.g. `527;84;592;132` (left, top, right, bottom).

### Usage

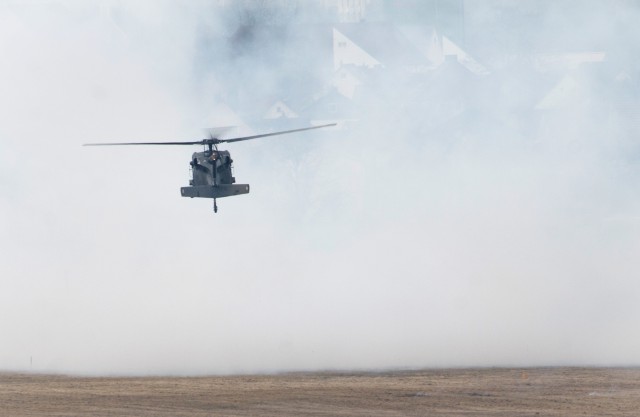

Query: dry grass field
1;368;639;416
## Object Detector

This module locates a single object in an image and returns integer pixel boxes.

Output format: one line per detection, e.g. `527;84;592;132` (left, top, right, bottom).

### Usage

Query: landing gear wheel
213;198;218;213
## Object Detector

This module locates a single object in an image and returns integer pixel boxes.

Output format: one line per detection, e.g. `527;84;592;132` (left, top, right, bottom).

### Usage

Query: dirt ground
1;367;639;416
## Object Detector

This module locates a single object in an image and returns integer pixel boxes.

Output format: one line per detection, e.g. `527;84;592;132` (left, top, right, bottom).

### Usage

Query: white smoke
0;0;639;375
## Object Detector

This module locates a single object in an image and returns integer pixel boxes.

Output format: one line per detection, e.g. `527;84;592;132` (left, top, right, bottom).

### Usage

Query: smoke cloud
1;1;639;375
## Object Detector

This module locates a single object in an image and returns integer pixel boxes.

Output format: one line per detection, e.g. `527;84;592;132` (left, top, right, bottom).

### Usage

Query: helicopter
83;123;336;212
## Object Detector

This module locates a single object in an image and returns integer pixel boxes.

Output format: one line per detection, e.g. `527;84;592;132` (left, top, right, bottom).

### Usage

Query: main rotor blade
83;141;204;146
82;123;336;147
219;123;336;143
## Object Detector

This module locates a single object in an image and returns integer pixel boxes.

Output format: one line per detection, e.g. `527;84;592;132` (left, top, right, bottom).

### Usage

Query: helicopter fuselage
180;149;250;199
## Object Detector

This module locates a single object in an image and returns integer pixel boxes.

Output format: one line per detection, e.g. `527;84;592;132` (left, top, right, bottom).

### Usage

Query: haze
1;0;639;376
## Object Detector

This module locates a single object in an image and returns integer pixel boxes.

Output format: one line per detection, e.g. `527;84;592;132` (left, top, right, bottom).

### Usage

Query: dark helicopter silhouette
83;123;335;212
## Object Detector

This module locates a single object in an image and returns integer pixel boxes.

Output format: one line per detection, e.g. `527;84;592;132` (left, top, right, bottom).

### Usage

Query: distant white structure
263;100;299;119
332;23;487;79
442;36;490;75
399;26;444;66
333;27;382;70
322;0;375;22
204;103;254;136
331;66;365;99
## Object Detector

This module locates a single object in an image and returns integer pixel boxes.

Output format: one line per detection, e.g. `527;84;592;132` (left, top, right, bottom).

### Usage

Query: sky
1;0;639;376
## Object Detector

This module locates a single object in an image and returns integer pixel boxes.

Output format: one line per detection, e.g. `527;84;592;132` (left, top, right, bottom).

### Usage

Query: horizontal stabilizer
180;184;250;199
